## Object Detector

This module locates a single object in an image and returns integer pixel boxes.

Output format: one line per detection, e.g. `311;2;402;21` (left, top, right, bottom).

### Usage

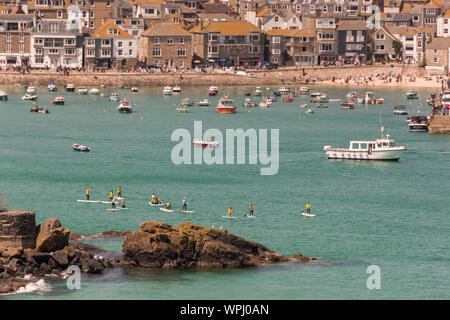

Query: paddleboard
77;200;100;203
108;207;128;211
149;202;164;206
160;207;175;213
246;215;256;219
101;200;118;204
301;212;316;217
180;210;195;213
222;216;236;219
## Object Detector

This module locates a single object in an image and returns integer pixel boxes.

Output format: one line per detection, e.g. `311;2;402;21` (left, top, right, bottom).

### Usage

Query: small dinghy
131;87;139;93
89;88;100;95
77;87;88;95
30;106;49;114
117;100;133;113
197;99;210;106
51;96;65;105
72;144;91;152
177;106;189;113
317;104;328;108
305;108;314;114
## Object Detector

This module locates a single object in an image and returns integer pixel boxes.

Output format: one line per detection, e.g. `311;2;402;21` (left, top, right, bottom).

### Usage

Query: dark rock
51;250;69;268
121;221;293;269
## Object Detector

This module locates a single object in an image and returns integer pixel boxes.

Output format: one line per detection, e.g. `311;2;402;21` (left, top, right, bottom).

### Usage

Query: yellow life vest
306;203;311;209
109;192;113;198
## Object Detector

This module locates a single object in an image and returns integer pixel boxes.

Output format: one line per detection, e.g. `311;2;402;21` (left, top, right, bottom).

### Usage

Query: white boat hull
325;148;405;161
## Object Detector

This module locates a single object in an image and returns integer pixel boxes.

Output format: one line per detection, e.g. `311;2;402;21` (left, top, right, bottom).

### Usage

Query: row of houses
0;0;449;71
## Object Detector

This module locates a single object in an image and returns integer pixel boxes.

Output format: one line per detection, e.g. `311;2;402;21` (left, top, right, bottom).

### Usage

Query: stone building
425;37;450;73
267;28;316;66
0;211;36;249
138;22;192;68
191;20;265;67
337;19;368;63
0;13;34;67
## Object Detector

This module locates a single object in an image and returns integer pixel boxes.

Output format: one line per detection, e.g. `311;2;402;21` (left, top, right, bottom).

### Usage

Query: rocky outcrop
35;219;70;252
0;211;36;249
121;221;312;269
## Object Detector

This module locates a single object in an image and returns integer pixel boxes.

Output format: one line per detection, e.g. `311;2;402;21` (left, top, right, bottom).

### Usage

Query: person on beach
182;197;187;211
306;202;311;214
86;188;91;200
249;204;254;216
117;186;122;198
227;207;233;217
109;190;114;201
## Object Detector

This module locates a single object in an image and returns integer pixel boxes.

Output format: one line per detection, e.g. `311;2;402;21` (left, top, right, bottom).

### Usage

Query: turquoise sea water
0;84;449;299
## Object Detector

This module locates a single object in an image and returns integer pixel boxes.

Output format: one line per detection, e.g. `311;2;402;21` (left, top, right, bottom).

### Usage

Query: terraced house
0;14;34;67
30;17;83;68
138;22;192;68
191;20;265;67
267;28;316;66
336;19;368;63
85;19;138;68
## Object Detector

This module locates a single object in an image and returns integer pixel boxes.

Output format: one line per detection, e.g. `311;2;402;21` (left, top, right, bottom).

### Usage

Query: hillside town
0;0;449;73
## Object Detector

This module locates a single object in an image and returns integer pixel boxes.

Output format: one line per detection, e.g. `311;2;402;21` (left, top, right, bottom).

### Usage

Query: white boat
393;105;407;115
109;92;120;101
47;81;57;92
77;87;88;94
117;100;133;113
408;115;429;132
310;92;321;97
72;144;91;152
299;104;308;108
131;87;139;93
65;84;75;92
346;91;359;99
22;93;38;100
193;139;219;148
172;85;181;93
323;127;406;161
305;108;314;114
89;88;100;95
197;99;210;106
298;87;310;94
0;89;8;101
278;86;291;93
254;87;263;96
441;90;450;108
208;86;218;96
25;86;37;93
162;86;173;95
51;96;65;105
177;106;189;113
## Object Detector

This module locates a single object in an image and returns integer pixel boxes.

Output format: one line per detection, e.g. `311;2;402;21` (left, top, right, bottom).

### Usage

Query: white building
437;10;450;38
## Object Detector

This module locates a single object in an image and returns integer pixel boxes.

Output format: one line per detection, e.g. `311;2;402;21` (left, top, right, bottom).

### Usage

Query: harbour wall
0;65;431;87
429;115;450;134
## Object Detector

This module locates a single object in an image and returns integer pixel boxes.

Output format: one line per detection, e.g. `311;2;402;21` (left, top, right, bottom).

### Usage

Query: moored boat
408;115;429;132
89;88;100;95
22;93;38;101
117;100;133;113
65;84;75;92
176;106;189;113
346;91;358;99
393;105;407;115
25;86;37;93
77;87;88;94
131;87;139;93
208;86;218;96
310;92;321;97
109;92;120;101
406;90;418;99
282;95;294;103
162;86;173;95
197;99;210;106
72;144;91;152
278;86;291;94
193;139;219;148
339;100;355;109
0;89;8;101
172;85;181;94
323;127;406;161
253;87;263;96
317;104;328;108
30;106;49;114
305;108;314;114
47;81;57;92
243;98;256;107
216;96;237;114
51;96;65;105
298;86;310;94
181;98;194;106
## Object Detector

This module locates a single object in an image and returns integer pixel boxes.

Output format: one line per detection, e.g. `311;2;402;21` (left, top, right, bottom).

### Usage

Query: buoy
51;101;54;104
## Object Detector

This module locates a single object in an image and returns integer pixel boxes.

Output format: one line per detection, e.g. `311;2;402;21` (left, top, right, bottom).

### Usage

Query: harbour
0;84;449;299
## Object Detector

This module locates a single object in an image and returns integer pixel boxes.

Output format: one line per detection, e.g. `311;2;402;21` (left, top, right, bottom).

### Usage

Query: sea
0;84;448;299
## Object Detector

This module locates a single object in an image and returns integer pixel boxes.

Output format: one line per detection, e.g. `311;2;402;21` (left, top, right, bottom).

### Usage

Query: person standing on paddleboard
117;186;122;198
109;190;114;201
121;199;126;208
227;207;233;217
182;196;187;211
86;188;91;200
249;203;254;216
306;201;311;214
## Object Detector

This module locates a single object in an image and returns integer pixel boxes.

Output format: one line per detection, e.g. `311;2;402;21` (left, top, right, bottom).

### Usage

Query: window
107;28;118;35
208;33;218;41
36;58;44;64
101;49;110;56
106;0;111;6
144;8;155;15
129;42;132;46
87;39;95;46
36;48;43;55
65;48;75;55
90;0;94;6
6;33;11;42
252;34;259;42
90;21;94;29
35;38;43;45
6;43;11;52
418;41;421;48
272;48;280;55
335;5;342;13
154;37;159;44
65;38;75;45
177;48;186;56
208;46;218;53
274;16;279;22
167;37;173;44
322;5;328;13
272;37;281;44
179;37;184;44
152;48;161;56
49;48;58;54
375;34;385;40
129;49;132;55
413;16;419;21
50;23;58;33
118;49;123;56
118;41;122;47
250;46;258;53
44;38;53;47
433;57;438;63
445;29;449;34
320;43;333;52
300;47;308;53
102;39;111;46
57;10;63;18
310;5;315;13
87;49;95;57
434;49;438;54
90;11;94;18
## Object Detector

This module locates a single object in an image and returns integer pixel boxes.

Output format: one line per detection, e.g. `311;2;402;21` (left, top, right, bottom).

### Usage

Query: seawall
429;115;450;134
0;65;434;87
